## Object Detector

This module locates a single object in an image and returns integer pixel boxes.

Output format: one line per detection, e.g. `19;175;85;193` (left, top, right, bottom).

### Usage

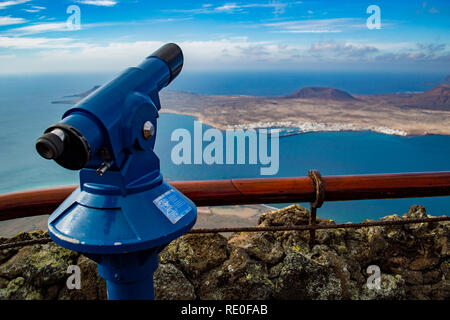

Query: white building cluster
227;121;408;137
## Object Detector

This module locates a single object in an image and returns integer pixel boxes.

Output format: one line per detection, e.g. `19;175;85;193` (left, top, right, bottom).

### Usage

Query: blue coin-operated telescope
35;43;197;300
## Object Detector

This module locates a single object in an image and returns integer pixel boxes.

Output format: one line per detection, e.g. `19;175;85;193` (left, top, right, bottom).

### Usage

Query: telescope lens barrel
36;129;66;160
149;43;183;85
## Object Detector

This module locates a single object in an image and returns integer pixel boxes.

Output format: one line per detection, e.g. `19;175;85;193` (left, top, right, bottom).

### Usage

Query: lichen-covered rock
57;255;107;300
197;248;273;299
0;248;18;266
359;274;406;300
228;231;284;264
160;233;229;279
0;276;42;300
154;263;196;300
0;230;48;265
0;204;448;300
0;242;78;288
258;204;310;227
273;248;344;299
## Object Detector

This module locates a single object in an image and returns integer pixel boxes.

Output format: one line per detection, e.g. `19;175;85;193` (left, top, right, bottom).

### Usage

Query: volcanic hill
402;84;450;110
283;86;357;101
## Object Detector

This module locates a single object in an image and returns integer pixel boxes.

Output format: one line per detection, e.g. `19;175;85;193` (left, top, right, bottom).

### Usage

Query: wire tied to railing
308;170;325;248
1;216;449;250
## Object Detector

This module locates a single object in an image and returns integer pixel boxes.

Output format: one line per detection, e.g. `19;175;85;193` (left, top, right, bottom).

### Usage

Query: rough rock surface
0;204;448;300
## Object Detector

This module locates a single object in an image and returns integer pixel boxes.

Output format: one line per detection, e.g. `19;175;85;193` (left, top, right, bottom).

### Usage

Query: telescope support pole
106;276;155;300
95;253;159;300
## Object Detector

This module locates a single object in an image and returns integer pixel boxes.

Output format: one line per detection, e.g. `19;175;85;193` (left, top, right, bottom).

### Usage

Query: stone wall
0;204;448;300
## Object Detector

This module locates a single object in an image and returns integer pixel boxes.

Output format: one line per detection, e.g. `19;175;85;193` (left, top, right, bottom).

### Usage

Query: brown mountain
403;84;450;110
283;86;357;101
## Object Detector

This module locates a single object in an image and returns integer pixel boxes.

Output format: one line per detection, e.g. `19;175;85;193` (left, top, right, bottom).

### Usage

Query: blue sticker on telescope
153;190;191;224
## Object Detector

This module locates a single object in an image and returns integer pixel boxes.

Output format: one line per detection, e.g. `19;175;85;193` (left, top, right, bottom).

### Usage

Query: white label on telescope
153;190;192;224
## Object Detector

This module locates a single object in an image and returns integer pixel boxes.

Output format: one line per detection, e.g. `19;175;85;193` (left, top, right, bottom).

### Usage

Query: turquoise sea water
0;72;448;223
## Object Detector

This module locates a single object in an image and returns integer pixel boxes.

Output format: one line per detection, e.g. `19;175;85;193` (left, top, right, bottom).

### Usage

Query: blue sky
0;0;449;73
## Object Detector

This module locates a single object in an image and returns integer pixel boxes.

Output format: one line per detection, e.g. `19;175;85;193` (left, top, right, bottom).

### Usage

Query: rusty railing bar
0;171;450;223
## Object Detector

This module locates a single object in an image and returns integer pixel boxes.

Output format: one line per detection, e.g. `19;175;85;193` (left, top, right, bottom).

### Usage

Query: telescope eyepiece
36;123;93;170
36;129;66;160
149;43;183;85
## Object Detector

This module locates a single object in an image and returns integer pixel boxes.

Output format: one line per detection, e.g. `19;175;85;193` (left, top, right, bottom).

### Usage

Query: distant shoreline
161;110;414;137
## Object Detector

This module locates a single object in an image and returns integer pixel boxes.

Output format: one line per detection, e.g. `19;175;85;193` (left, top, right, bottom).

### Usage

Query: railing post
308;170;325;249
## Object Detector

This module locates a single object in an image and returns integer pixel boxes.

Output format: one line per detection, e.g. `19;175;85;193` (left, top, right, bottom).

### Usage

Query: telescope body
37;44;197;300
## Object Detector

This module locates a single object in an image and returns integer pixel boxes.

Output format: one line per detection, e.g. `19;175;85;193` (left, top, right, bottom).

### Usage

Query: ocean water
0;72;449;223
169;70;447;96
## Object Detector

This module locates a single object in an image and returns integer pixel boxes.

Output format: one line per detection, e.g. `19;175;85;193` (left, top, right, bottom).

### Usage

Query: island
52;79;450;136
159;84;450;136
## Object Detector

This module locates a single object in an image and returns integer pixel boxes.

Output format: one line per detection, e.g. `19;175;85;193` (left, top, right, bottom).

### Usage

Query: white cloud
264;18;364;33
0;36;89;49
281;29;341;34
215;3;241;12
153;17;193;23
76;0;117;6
428;7;439;14
239;2;294;15
167;1;301;15
0;37;447;74
22;5;46;13
0;38;306;73
12;22;69;34
4;19;187;39
309;40;379;58
0;15;27;25
0;53;15;58
0;0;30;9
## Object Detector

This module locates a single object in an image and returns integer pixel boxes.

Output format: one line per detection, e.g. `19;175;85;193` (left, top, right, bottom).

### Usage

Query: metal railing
0;170;449;249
